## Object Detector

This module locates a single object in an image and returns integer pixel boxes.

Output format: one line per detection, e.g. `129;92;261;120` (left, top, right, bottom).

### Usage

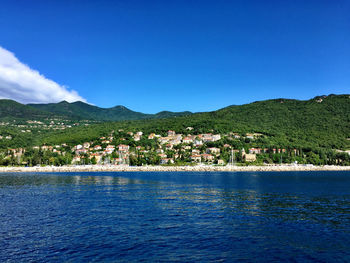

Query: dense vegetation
28;101;191;121
0;94;349;166
0;99;191;122
29;94;349;150
0;99;56;120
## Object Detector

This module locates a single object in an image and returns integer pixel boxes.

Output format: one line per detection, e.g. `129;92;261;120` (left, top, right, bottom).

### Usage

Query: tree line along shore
1;95;349;168
0;164;350;173
2;128;350;167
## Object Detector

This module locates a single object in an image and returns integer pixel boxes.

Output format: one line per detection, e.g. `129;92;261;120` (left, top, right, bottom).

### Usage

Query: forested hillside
31;94;350;150
0;99;55;120
28;101;191;121
0;99;191;122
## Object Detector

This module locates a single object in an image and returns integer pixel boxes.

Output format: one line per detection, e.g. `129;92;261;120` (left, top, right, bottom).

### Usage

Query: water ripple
0;171;349;262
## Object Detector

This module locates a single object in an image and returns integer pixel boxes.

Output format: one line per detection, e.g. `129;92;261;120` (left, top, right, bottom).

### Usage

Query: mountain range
0;94;349;150
0;100;191;121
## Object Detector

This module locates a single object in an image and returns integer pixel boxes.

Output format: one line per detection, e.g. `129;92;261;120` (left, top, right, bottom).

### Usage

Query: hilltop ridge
0;94;349;151
0;99;192;121
34;94;350;150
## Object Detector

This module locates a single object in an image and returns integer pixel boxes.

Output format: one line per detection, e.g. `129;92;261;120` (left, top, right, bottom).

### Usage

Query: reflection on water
0;171;349;262
0;174;148;187
73;175;142;186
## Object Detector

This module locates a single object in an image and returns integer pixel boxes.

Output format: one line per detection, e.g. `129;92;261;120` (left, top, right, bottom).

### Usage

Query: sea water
0;171;349;262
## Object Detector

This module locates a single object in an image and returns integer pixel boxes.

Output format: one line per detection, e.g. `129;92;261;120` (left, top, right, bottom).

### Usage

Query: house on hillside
249;148;262;154
241;148;256;162
192;149;200;155
191;155;201;163
105;145;115;154
159;137;170;144
212;134;221;141
158;153;167;159
168;130;176;136
118;144;130;152
148;133;156;139
194;139;203;146
245;154;256;162
182;136;193;144
201;153;214;162
206;147;220;155
217;159;225;165
94;145;102;151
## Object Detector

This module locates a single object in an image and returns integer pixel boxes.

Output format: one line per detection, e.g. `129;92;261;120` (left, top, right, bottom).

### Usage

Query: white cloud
0;46;86;104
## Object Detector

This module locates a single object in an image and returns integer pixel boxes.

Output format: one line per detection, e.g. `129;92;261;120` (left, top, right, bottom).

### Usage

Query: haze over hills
0;99;192;121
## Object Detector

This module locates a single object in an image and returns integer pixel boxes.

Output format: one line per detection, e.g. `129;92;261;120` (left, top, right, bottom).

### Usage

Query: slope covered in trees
31;94;349;150
0;99;55;120
0;99;191;122
28;101;191;121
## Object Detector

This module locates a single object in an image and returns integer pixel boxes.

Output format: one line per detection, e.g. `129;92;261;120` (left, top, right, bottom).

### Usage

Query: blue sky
0;0;349;113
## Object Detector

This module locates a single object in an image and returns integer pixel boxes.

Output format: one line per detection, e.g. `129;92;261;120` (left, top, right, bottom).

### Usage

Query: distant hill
36;94;350;150
28;101;191;121
0;99;54;120
28;101;144;121
1;95;349;150
0;100;191;121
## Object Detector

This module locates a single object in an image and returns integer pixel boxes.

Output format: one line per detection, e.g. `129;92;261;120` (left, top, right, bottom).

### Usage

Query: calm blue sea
0;171;349;262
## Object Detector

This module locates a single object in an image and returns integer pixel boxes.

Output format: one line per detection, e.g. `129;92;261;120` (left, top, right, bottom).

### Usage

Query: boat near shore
0;164;350;173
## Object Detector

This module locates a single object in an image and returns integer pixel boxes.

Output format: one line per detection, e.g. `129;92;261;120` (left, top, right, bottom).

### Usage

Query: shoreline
0;164;350;173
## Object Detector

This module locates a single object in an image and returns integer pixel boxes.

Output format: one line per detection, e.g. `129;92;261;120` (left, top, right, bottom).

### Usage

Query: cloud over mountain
0;46;86;104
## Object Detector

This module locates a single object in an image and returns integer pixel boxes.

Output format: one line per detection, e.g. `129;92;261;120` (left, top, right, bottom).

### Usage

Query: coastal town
3;127;349;168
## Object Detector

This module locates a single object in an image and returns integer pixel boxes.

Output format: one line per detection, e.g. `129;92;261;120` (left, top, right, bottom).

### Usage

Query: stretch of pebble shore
0;164;350;173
